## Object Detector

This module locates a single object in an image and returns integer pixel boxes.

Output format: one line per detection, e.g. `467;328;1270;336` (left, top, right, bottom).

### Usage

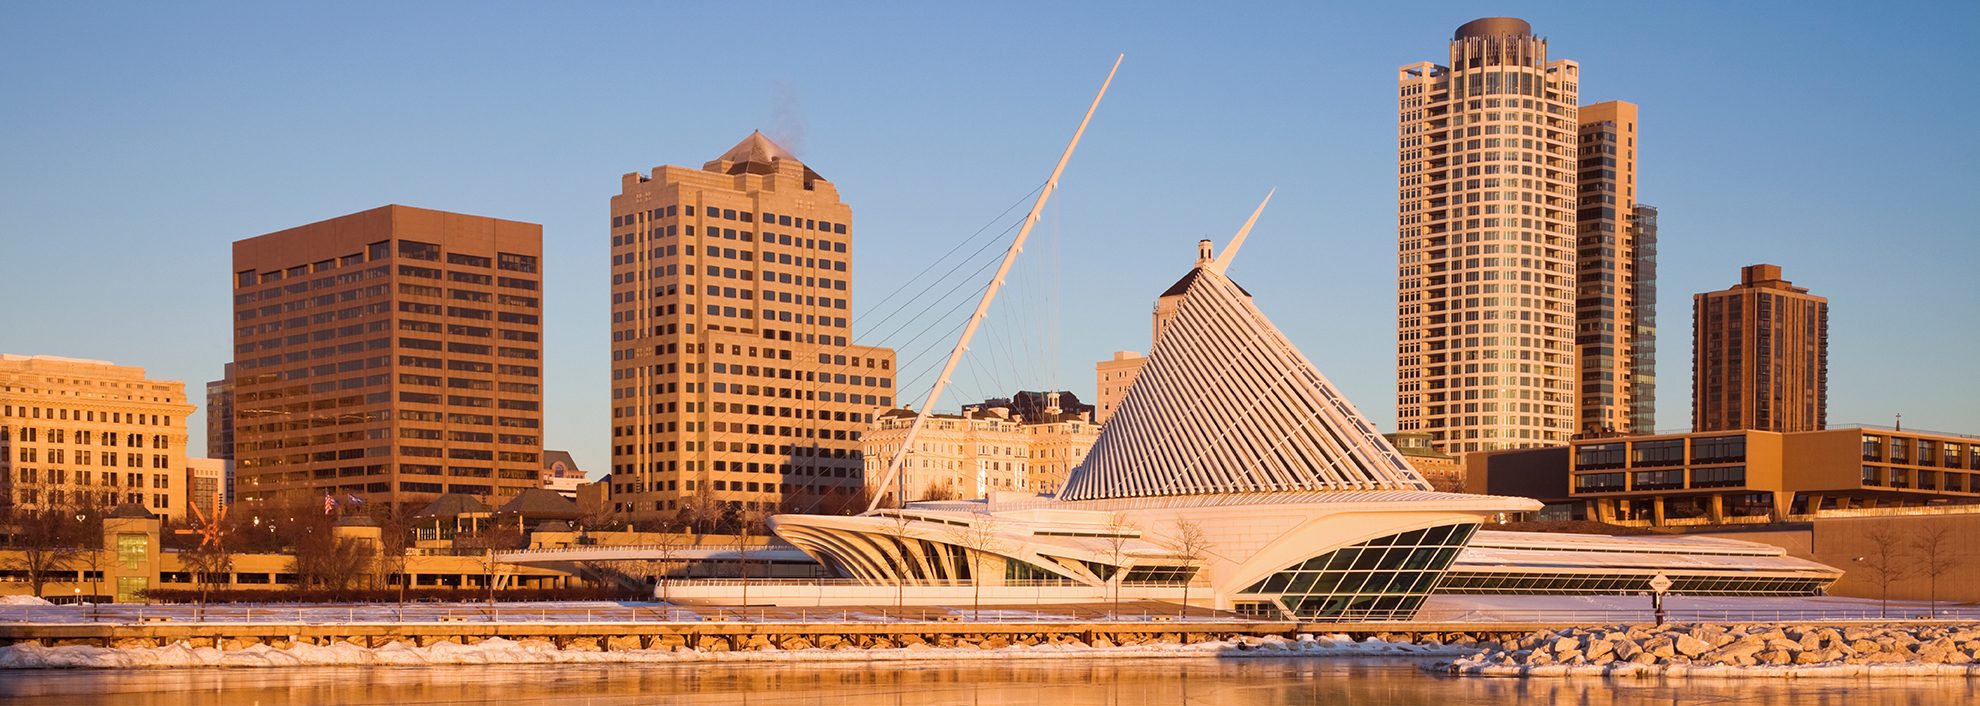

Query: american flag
323;493;337;515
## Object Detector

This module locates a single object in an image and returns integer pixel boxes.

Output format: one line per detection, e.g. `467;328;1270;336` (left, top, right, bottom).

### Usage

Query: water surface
4;657;1974;705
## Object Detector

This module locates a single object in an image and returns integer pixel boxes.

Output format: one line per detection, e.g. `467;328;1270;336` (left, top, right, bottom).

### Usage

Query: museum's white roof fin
1058;265;1431;500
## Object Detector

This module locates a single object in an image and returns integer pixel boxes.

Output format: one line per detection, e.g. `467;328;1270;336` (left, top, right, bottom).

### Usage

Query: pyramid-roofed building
758;238;1840;620
1062;265;1426;500
704;130;823;183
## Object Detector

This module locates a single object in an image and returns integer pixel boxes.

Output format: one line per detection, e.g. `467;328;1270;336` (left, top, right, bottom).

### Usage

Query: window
1691;435;1745;464
1237;524;1475;622
1631;469;1683;491
1630;439;1685;467
1574;472;1626;492
1575;443;1625;470
399;240;441;261
1692;466;1746;488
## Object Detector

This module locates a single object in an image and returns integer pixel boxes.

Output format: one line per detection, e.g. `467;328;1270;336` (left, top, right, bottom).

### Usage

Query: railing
5;602;1979;627
0;603;1250;626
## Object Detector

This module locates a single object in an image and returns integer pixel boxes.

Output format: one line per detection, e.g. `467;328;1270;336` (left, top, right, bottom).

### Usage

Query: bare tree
288;516;380;600
676;493;726;535
921;480;961;502
1102;513;1136;620
3;507;90;599
649;518;691;603
1909;523;1960;617
179;503;236;620
369;503;419;607
1167;518;1214;618
456;521;524;604
734;505;765;608
946;513;1003;621
879;509;917;611
1855;525;1913;618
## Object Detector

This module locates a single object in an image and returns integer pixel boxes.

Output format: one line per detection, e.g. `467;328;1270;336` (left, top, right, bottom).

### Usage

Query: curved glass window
1237;523;1477;622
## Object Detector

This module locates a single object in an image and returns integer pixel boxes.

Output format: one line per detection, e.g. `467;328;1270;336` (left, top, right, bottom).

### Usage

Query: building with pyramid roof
760;239;1838;620
606;132;896;523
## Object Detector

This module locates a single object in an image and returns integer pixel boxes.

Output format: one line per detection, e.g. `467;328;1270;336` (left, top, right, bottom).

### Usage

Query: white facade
770;244;1839;620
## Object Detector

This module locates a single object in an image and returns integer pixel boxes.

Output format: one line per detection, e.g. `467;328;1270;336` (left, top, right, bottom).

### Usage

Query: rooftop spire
718;130;803;166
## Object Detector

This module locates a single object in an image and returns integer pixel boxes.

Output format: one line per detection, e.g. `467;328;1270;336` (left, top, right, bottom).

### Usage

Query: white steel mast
867;54;1122;513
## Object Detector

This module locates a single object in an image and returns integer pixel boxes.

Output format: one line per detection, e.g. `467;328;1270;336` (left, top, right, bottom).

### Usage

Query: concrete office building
1397;18;1584;453
1693;264;1828;434
231;205;545;508
607;132;895;521
0;354;195;520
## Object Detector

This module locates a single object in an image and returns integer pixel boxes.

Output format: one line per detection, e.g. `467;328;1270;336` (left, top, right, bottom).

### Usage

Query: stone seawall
0;620;1529;653
1434;623;1980;677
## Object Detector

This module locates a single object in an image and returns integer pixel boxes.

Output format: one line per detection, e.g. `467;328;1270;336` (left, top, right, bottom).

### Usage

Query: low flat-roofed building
1476;426;1980;527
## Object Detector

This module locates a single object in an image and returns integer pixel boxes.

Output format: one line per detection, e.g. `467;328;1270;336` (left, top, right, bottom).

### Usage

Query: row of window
613;204;845;236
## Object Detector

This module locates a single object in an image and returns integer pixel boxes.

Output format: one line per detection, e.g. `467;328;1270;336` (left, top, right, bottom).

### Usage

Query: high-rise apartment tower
1573;101;1652;435
231;205;545;508
1692;264;1828;434
608;132;895;522
1398;18;1582;453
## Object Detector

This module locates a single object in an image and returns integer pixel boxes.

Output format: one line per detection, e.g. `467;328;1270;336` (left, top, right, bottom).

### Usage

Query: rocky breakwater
1434;624;1980;677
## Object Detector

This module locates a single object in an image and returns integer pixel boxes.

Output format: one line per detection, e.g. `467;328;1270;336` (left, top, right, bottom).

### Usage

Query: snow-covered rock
1432;623;1980;678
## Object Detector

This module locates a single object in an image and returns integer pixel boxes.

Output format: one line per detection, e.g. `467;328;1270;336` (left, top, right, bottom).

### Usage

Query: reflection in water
3;657;1976;705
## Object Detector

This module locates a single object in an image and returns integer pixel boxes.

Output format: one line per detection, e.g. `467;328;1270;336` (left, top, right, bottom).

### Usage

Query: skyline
4;3;1978;476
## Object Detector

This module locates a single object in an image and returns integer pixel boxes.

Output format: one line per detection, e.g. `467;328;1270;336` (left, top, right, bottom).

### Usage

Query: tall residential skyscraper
1573;100;1647;435
231;205;545;508
608;132;895;522
1398;18;1581;453
1627;205;1659;433
0;354;195;520
1692;264;1828;434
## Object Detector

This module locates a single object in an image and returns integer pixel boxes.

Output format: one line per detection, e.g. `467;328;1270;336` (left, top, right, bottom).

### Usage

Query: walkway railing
4;603;1979;626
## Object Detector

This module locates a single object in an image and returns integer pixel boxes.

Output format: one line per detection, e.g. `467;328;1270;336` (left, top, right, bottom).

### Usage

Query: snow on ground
0;634;1452;670
0;596;53;606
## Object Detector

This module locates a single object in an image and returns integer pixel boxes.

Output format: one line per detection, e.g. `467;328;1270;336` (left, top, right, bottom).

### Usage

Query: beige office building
1399;18;1656;453
231;205;545;509
0;354;194;520
608;132;895;521
1093;351;1145;425
862;392;1099;503
1693;264;1828;433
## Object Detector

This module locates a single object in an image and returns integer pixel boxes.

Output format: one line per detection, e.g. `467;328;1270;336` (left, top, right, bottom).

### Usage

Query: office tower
1398;17;1581;453
608;132;895;521
1573;101;1646;435
1692;264;1828;433
205;362;235;502
231;205;545;508
1627;205;1659;433
0;354;194;520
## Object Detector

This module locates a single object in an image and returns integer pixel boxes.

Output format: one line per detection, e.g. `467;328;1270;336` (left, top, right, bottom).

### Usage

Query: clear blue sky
3;2;1976;477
